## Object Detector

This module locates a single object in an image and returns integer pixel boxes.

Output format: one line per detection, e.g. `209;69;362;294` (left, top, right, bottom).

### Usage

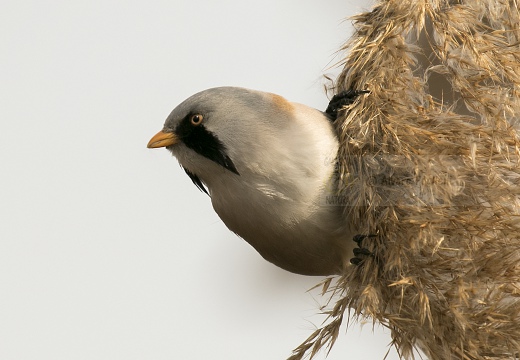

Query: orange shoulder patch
270;93;294;114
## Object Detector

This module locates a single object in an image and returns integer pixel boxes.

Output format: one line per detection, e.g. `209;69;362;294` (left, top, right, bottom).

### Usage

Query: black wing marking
325;89;370;120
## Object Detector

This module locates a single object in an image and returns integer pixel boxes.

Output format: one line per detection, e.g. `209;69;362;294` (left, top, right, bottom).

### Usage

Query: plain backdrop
1;1;407;359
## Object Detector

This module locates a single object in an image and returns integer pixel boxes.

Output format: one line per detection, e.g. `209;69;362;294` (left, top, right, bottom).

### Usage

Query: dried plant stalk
291;0;520;359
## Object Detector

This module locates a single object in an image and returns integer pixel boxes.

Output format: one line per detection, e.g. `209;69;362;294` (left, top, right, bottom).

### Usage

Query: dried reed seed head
292;0;520;359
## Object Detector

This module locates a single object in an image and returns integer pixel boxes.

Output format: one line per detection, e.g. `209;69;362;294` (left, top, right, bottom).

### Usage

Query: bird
147;87;366;276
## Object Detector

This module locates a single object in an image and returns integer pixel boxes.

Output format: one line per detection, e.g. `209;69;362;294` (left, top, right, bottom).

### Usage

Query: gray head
147;87;300;192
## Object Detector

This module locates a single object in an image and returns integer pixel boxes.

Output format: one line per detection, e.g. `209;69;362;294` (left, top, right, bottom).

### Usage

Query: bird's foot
325;89;369;119
350;234;377;266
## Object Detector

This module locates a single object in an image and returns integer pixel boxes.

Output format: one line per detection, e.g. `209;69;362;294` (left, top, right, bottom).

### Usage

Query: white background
1;1;405;359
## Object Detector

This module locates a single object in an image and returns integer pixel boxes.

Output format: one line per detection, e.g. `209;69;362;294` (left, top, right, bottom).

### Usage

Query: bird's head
147;87;312;193
148;87;247;174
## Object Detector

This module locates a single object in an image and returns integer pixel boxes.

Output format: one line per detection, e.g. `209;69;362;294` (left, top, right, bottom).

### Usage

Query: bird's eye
190;114;204;126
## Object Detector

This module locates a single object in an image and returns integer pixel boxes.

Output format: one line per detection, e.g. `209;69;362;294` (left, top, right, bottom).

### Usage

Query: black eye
190;114;203;126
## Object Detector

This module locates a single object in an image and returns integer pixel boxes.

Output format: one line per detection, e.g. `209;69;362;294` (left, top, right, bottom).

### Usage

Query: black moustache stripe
175;116;240;176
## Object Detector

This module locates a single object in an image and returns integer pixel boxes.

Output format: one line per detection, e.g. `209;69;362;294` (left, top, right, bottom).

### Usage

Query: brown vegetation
291;1;520;359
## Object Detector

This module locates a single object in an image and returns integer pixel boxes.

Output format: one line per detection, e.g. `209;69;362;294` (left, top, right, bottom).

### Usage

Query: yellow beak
147;131;178;148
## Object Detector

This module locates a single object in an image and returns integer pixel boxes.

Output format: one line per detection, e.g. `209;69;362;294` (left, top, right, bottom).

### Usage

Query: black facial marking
183;167;209;195
175;114;240;175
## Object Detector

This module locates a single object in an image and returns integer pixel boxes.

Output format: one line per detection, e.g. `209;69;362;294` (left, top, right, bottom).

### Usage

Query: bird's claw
350;234;377;266
325;89;370;120
353;247;372;256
